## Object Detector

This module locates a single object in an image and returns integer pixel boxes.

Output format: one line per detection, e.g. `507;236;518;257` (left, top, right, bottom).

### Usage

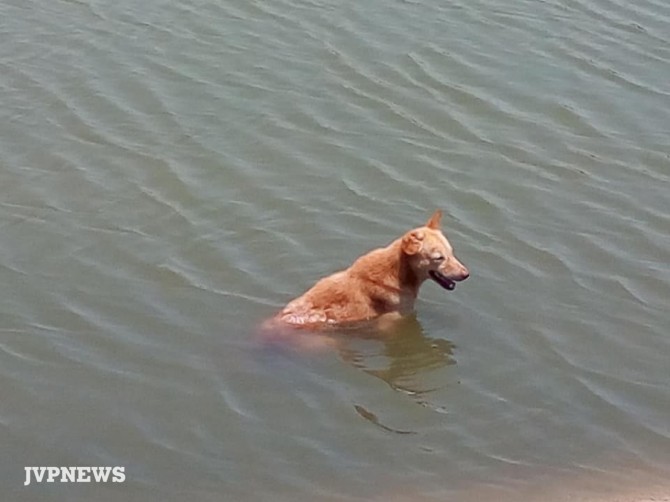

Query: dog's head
401;210;469;290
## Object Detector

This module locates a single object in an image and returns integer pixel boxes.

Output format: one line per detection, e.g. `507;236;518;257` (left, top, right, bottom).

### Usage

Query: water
1;0;669;500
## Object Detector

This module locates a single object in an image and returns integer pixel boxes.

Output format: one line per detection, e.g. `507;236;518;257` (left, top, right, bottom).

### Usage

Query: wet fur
266;210;469;332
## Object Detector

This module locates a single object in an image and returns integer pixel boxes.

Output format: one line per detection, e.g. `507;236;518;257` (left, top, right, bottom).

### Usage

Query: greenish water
1;0;669;500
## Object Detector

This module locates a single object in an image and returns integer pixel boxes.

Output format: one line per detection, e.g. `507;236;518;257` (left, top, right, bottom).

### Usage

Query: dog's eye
433;255;445;262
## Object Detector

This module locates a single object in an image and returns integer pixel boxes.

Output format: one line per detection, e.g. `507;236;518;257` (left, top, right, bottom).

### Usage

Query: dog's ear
401;230;424;255
425;210;442;230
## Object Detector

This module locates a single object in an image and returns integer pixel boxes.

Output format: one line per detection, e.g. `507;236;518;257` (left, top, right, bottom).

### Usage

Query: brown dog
271;210;469;330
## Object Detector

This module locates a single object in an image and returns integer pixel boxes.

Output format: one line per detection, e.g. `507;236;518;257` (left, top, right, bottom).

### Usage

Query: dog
269;210;469;330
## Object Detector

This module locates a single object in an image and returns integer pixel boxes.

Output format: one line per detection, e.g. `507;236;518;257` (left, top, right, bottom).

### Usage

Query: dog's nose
460;269;470;281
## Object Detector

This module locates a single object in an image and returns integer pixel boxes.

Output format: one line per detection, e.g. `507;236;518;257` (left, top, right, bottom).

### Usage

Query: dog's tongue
430;271;456;290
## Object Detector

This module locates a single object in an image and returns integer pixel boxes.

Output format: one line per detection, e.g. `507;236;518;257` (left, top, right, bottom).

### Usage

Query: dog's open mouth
429;270;456;290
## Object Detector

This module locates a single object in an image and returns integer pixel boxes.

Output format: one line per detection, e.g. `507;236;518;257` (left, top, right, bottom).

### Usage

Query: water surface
1;0;669;500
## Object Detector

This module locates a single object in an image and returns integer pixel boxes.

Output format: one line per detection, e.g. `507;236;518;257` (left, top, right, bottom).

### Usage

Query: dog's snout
455;262;469;281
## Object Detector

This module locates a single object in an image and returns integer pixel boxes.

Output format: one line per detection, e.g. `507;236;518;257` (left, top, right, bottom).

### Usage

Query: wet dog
269;210;469;330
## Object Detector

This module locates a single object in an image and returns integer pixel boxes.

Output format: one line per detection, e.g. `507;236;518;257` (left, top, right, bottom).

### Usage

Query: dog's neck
398;251;421;295
354;239;422;299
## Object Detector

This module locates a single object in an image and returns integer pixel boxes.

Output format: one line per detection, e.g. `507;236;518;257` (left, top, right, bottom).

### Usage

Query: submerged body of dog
271;210;469;330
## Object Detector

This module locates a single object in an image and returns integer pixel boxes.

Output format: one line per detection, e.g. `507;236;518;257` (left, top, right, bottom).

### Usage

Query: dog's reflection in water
258;315;456;434
335;316;456;434
260;314;455;400
337;315;456;398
